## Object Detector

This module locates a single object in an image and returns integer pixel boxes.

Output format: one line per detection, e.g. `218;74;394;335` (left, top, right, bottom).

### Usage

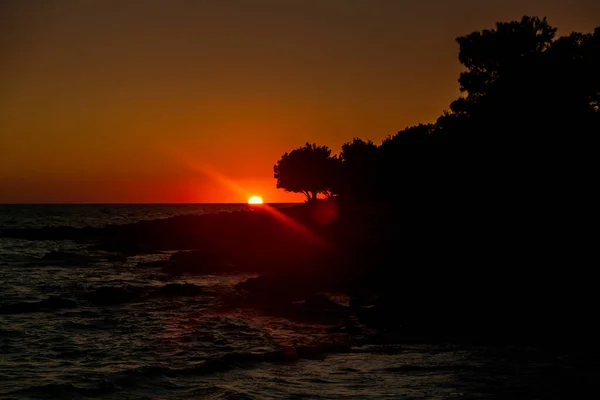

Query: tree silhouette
266;16;600;350
452;16;556;116
444;16;599;143
338;138;378;203
376;124;444;205
273;143;340;202
381;124;437;146
273;17;599;205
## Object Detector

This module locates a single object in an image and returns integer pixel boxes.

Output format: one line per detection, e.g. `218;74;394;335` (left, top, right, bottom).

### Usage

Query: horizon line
0;202;302;206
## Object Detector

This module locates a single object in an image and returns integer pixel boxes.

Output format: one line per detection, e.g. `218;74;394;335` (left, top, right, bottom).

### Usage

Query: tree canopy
273;143;340;202
274;16;599;203
337;138;378;202
444;16;600;143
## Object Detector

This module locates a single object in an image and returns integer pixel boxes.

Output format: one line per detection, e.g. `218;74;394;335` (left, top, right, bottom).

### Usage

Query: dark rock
154;283;203;297
164;250;237;275
302;293;345;311
136;260;170;268
81;286;142;305
327;316;365;334
292;293;351;324
105;254;128;262
40;251;91;265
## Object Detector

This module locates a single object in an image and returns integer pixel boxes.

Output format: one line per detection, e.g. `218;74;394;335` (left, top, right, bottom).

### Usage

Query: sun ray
167;146;333;251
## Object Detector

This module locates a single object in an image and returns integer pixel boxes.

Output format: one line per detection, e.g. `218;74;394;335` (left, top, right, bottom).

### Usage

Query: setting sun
248;196;263;204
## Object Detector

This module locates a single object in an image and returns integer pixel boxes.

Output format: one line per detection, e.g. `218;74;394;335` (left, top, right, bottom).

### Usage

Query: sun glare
248;196;263;204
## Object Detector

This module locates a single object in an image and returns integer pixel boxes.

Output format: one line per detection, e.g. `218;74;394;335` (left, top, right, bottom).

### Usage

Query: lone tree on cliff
273;142;339;202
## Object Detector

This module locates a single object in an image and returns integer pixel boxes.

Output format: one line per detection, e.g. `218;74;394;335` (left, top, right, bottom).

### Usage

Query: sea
0;204;589;399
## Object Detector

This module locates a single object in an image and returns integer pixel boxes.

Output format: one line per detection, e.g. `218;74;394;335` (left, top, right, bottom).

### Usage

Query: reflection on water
0;205;593;399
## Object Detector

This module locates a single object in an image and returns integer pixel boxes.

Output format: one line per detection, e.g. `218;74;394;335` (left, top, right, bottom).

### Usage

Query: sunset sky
2;0;599;203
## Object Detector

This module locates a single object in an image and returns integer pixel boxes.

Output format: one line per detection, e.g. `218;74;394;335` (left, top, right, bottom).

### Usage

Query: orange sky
1;0;599;203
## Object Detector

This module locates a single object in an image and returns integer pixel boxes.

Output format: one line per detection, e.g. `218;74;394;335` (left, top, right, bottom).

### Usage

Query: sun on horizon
247;196;263;205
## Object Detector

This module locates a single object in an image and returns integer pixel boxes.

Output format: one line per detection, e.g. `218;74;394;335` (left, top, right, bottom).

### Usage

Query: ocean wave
107;342;352;385
0;282;209;315
378;364;476;373
0;295;77;315
184;386;258;400
80;285;145;305
7;382;117;399
62;321;108;331
0;327;26;338
79;282;205;306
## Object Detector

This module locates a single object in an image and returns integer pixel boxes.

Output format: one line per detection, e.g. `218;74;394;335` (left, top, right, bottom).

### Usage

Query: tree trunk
301;191;309;202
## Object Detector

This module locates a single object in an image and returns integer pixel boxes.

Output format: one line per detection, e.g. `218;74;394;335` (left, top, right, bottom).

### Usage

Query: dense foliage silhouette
271;16;599;343
273;142;340;202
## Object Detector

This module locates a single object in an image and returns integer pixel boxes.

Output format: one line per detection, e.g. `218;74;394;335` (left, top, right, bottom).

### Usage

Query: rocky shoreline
1;200;597;348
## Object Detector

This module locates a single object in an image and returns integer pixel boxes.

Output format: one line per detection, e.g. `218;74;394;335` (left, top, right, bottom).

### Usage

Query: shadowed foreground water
0;205;593;399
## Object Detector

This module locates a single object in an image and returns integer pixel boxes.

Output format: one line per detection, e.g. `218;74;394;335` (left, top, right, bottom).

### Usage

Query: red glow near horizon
260;203;333;252
167;146;263;202
172;147;332;251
